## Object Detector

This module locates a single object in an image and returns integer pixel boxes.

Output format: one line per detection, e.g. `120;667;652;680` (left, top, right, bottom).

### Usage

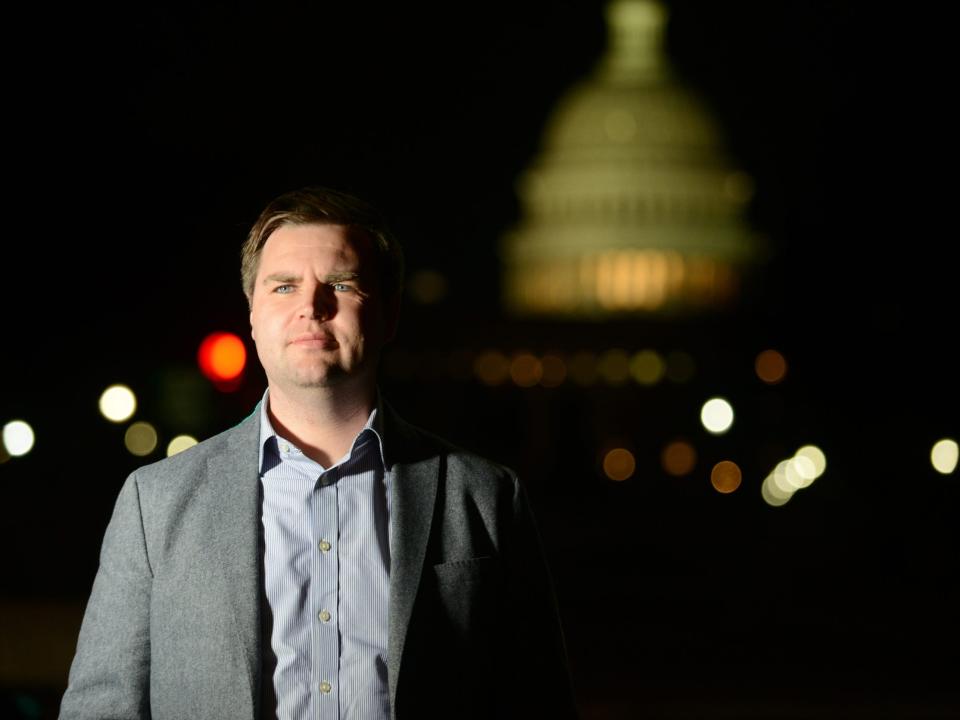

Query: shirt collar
257;387;387;475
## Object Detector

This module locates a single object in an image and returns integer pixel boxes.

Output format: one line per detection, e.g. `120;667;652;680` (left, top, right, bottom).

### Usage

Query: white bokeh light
795;445;827;479
762;473;792;507
2;420;35;457
700;397;734;435
99;385;137;423
931;439;958;475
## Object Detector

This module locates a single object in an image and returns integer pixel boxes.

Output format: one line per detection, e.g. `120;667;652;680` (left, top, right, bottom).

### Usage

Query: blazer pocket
431;557;503;638
432;556;499;583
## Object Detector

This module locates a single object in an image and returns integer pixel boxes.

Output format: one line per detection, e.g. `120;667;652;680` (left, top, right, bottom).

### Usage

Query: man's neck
266;381;376;468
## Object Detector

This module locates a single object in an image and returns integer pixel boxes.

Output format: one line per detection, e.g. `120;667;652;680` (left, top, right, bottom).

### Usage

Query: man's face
249;223;393;394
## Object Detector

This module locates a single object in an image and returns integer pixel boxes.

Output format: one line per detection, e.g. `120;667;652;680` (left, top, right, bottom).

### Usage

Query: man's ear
249;310;256;342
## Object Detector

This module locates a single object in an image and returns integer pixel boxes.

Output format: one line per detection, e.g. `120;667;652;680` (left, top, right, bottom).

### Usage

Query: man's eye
332;283;352;292
274;285;294;294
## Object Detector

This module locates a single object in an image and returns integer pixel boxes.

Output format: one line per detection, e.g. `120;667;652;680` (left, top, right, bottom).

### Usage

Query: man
60;187;577;719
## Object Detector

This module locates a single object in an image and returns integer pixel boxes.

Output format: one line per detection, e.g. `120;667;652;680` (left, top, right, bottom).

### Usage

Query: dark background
1;1;957;717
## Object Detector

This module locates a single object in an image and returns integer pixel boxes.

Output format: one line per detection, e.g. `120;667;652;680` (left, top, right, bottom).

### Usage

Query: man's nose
300;284;336;320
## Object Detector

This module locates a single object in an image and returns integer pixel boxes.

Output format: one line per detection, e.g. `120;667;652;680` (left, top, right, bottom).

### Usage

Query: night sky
2;2;957;717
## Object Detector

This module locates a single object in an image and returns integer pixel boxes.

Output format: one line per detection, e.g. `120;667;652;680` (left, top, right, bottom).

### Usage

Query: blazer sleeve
501;471;579;718
60;472;153;720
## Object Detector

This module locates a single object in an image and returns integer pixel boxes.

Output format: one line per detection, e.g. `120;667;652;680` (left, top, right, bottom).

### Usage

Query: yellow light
785;456;816;489
603;448;636;481
630;350;665;385
166;435;199;457
770;460;795;495
700;397;734;435
598;349;630;385
2;420;35;457
755;349;788;384
124;421;158;457
99;384;137;423
474;350;510;386
761;474;792;507
510;353;543;388
710;460;742;493
568;352;599;386
931;438;958;474
661;439;696;476
795;445;827;479
539;354;567;387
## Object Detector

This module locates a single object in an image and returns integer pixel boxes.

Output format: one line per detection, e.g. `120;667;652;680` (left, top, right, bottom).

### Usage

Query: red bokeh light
198;332;247;389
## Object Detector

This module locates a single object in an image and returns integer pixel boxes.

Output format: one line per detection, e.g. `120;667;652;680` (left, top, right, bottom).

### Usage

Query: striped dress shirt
258;390;391;720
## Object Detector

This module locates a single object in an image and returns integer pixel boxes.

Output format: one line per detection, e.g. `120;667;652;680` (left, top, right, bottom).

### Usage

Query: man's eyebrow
262;272;301;285
324;271;361;282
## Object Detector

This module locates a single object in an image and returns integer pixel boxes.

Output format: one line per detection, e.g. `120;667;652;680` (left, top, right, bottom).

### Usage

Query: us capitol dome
501;0;760;317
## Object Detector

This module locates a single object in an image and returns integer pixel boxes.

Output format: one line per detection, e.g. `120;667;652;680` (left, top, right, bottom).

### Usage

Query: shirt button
279;443;290;453
319;540;331;552
318;610;331;623
319;681;332;694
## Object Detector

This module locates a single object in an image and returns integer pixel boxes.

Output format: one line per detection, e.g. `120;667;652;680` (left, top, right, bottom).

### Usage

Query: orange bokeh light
603;448;636;482
661;439;697;477
198;332;247;384
710;460;742;494
755;349;788;384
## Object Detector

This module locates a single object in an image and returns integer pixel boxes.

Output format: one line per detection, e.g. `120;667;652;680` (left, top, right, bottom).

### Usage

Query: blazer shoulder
127;410;258;493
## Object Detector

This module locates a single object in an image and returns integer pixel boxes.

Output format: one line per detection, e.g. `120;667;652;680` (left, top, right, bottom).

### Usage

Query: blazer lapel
205;410;263;719
384;404;440;712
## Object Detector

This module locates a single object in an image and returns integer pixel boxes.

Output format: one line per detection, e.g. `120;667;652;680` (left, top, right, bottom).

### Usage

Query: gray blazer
60;402;577;719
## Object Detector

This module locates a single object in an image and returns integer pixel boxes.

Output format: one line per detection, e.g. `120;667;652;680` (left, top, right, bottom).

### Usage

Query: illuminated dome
502;0;758;316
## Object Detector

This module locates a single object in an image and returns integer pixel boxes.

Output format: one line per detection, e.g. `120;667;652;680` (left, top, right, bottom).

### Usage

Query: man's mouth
289;333;337;348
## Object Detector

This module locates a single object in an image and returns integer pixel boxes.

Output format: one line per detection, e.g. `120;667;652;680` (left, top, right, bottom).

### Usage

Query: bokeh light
474;350;510;386
755;348;788;384
700;397;734;435
198;332;247;383
125;421;158;457
510;353;543;387
931;438;958;475
540;354;567;388
770;460;795;495
661;439;696;476
603;448;636;481
2;420;35;457
710;460;742;493
761;445;827;508
99;384;137;423
785;456;816;490
795;445;827;479
598;349;631;385
167;435;199;457
630;350;665;385
761;472;792;507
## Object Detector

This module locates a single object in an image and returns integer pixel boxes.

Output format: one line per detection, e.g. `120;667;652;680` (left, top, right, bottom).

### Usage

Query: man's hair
241;186;404;308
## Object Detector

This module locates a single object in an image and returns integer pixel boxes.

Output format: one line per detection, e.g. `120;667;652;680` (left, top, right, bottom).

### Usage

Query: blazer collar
381;400;440;712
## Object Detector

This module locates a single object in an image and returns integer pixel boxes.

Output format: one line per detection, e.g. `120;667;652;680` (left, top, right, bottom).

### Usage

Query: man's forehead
261;224;373;260
256;224;379;282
